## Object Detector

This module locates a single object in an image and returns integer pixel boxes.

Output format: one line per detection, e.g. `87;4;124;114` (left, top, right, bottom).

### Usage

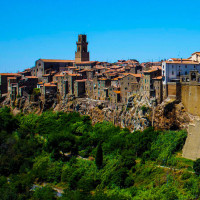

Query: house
32;59;74;81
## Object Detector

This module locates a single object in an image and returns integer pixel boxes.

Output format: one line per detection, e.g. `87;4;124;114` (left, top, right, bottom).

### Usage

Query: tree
33;186;56;200
193;158;200;175
95;142;103;169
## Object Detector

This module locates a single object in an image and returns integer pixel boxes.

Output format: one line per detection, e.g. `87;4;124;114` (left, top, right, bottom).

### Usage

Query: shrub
193;158;200;175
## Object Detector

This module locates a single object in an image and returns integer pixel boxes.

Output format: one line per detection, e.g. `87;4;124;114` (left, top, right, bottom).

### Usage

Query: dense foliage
0;106;198;199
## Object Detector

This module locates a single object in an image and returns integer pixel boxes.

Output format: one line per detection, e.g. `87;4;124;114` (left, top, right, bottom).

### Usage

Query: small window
172;65;174;68
185;65;187;68
185;71;187;75
172;71;174;75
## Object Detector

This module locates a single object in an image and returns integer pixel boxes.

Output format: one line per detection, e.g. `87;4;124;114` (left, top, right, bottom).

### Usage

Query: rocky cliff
0;94;191;132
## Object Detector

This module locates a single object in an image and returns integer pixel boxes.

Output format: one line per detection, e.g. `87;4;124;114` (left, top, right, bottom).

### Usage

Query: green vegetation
0;106;199;199
32;88;41;96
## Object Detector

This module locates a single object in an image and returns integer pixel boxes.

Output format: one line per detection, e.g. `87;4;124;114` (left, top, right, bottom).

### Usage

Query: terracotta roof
75;79;87;82
114;91;121;94
99;78;107;81
151;66;162;70
75;61;97;64
0;73;20;76
152;76;162;80
44;83;57;87
165;59;199;64
129;73;142;78
54;74;64;77
39;59;74;63
68;73;81;76
25;76;38;79
191;52;200;56
7;77;17;79
112;78;119;81
42;74;50;77
37;82;43;85
143;69;158;73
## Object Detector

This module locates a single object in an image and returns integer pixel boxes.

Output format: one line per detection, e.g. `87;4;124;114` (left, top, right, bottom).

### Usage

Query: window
172;71;174;75
185;71;187;75
185;65;187;68
172;65;174;68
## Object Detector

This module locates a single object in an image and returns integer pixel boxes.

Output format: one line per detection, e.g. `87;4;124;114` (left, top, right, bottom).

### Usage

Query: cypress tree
95;142;103;169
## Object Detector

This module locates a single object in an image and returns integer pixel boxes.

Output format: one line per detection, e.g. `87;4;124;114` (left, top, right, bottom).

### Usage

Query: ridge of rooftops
38;59;74;63
0;73;21;76
43;83;57;87
164;58;199;64
75;61;97;64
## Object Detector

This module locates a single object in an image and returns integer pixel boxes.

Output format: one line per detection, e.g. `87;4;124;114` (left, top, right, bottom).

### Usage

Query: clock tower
75;34;90;62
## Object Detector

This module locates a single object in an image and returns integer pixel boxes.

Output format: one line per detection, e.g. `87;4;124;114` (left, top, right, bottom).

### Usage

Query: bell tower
75;34;90;62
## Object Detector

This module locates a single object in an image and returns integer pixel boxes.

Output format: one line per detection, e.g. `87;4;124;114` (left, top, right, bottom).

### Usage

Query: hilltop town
0;34;200;131
2;35;200;198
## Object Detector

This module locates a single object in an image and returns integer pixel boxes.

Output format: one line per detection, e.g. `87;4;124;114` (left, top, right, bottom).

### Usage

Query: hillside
0;106;199;200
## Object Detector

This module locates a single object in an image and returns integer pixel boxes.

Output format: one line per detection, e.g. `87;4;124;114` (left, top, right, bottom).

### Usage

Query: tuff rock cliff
0;94;191;132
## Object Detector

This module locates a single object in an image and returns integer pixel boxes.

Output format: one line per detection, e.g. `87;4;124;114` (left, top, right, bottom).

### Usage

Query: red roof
44;83;57;87
0;73;21;76
75;61;97;64
39;59;74;63
25;76;38;79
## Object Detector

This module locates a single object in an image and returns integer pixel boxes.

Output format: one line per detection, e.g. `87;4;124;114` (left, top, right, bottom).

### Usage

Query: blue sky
1;0;200;72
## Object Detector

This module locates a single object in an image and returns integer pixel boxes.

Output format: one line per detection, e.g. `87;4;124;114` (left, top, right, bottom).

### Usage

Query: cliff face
0;95;191;132
153;99;191;130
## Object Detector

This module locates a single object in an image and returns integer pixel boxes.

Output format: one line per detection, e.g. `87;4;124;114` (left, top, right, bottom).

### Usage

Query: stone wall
181;85;200;116
182;119;200;160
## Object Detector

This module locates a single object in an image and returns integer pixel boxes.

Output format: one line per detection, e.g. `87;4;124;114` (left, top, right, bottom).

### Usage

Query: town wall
181;85;200;116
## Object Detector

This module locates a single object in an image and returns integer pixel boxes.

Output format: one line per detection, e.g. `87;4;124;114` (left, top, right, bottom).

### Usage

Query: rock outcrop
0;95;191;132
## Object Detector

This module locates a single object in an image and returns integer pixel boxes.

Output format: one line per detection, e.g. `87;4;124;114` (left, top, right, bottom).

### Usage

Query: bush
193;158;200;175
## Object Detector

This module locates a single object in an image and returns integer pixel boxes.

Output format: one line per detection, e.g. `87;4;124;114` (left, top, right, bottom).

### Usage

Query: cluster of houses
1;34;200;108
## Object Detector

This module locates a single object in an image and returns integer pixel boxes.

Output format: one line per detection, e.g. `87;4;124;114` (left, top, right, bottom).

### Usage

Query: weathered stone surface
153;98;190;130
183;118;200;160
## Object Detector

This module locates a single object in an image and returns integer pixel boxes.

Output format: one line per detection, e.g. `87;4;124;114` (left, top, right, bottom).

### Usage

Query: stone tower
75;34;90;62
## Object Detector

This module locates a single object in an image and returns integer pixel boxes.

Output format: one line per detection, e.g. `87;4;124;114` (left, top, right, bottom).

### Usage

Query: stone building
32;59;74;81
85;79;94;98
143;69;162;100
120;74;142;104
74;79;86;97
67;74;82;95
162;58;200;99
108;86;121;103
0;73;21;96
